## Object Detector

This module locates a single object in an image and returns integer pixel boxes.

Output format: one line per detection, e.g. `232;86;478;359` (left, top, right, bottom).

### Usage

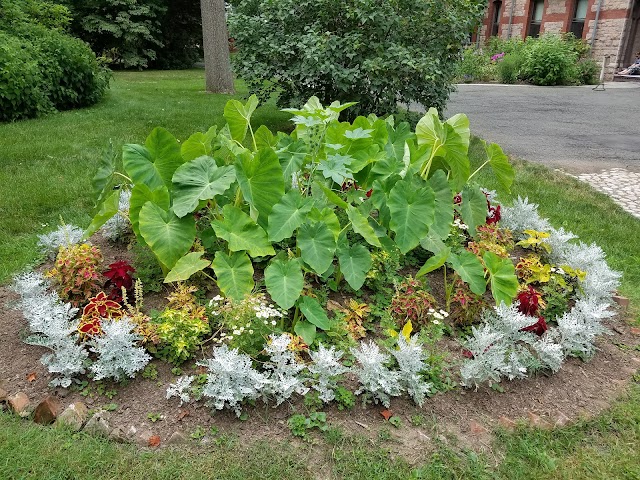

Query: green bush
228;0;486;118
576;58;600;85
0;0;110;121
497;53;523;84
0;33;53;121
520;35;578;86
456;46;496;83
486;36;527;57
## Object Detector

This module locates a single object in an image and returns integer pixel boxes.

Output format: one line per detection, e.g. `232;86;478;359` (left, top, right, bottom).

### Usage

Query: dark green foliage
497;53;523;84
151;0;203;69
65;0;167;69
520;35;578;86
0;0;110;122
576;58;599;85
228;0;486;118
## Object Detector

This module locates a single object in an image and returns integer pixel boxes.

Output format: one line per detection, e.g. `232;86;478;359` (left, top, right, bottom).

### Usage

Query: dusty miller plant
37;224;84;259
390;335;433;406
307;344;349;403
166;375;195;405
12;271;87;387
262;334;308;405
198;345;268;417
99;188;131;241
89;318;151;382
350;340;401;407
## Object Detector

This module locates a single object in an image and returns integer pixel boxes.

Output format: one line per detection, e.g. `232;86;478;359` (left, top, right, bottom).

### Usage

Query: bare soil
1;237;639;465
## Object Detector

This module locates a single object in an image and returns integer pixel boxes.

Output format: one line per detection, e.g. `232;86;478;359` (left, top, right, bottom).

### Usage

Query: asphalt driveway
444;83;640;174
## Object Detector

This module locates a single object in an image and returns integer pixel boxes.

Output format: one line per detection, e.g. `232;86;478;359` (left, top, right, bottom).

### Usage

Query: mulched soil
1;236;639;464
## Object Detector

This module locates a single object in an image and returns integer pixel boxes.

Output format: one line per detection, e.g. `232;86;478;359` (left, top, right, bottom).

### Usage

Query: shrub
497;52;523;84
228;0;486;118
456;46;496;83
520;35;578;86
576;58;600;85
0;0;110;121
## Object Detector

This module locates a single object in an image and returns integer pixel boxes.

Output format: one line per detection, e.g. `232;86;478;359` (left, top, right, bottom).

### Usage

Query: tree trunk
200;0;235;93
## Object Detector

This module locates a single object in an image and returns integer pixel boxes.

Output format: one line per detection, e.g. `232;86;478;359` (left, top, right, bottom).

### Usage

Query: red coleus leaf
521;316;548;336
517;286;541;316
104;261;135;289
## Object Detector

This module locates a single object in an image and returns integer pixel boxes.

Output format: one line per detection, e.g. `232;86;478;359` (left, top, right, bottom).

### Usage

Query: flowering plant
208;293;285;358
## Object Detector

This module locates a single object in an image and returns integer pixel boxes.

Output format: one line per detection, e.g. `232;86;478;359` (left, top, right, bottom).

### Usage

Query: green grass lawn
1;70;639;479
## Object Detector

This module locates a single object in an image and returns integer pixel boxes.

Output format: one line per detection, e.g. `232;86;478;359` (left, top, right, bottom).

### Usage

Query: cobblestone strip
575;168;640;219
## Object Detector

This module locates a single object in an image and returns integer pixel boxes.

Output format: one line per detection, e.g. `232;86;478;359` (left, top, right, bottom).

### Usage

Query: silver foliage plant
461;198;620;388
37;224;84;259
166;376;195;405
262;334;309;405
197;345;268;417
99;189;132;241
12;272;87;387
13;271;150;387
350;340;402;407
89;318;151;382
307;344;349;403
391;335;433;406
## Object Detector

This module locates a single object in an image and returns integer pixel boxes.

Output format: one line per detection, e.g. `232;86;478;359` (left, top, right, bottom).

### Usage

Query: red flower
454;193;462;205
366;189;373;198
521;316;548;336
486;204;501;224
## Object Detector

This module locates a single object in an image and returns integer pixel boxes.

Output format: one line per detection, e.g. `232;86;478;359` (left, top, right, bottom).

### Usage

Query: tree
229;0;485;117
200;0;234;93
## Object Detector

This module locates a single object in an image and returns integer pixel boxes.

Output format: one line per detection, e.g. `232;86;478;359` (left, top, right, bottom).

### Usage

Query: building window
528;0;545;38
490;0;503;37
570;0;589;38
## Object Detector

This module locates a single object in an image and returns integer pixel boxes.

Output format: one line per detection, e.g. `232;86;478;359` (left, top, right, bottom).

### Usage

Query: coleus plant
86;96;516;344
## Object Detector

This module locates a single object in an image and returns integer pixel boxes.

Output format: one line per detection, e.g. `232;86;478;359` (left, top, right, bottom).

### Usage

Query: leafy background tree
151;0;203;69
228;0;485;118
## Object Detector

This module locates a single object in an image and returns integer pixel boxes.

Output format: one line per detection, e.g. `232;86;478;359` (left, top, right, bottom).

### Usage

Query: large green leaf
388;179;435;254
91;142;116;207
447;250;486;296
420;230;447;255
294;321;316;346
297;296;331;330
211;251;254;300
180;126;217;161
223;95;259;143
459;184;488;237
164;252;211;283
138;202;196;270
276;137;307;188
346;206;382;248
416;247;450;278
212;205;275;258
308;207;341;240
385;121;414;162
171;156;236;218
129;184;170;240
485;142;514;193
264;258;304;310
428;170;453;240
337;243;372;290
235;148;285;227
267;190;315;242
314;181;349;209
123;127;184;190
297;222;336;275
415;109;470;190
483;252;518;306
254;124;276;149
83;189;120;240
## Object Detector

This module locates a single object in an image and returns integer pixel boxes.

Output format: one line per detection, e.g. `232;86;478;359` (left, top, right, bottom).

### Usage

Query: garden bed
1;96;634;461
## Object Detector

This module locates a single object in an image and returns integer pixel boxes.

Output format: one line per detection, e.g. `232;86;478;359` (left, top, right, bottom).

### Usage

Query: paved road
444;83;640;175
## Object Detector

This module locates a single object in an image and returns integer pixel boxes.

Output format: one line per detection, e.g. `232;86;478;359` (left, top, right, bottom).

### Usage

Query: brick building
476;0;640;74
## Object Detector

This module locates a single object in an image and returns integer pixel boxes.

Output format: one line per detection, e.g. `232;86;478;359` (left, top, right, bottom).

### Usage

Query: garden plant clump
11;96;620;419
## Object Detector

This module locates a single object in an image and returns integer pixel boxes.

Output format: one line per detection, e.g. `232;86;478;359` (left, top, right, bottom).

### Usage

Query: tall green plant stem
419;142;444;179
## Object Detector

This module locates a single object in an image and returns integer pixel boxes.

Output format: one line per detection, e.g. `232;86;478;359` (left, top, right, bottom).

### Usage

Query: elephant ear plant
86;96;517;345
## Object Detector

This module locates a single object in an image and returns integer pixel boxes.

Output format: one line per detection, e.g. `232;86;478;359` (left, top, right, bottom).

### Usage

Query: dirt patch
2;276;638;464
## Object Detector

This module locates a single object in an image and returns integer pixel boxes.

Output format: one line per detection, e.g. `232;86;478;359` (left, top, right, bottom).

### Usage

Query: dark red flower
486;204;501;225
521;316;548;336
462;349;475;359
454;193;462;205
366;189;373;198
